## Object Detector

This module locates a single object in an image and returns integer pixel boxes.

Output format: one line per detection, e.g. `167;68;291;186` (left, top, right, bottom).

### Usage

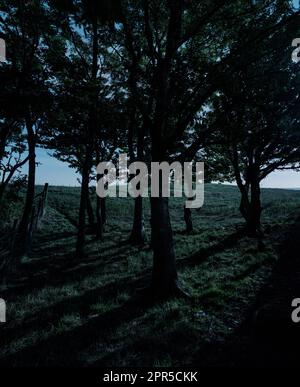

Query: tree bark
247;177;262;236
17;111;36;256
76;15;98;257
150;196;179;297
129;196;146;244
101;196;106;226
184;207;193;234
86;192;95;227
76;154;90;258
95;196;103;239
127;104;146;245
149;133;183;298
238;176;262;237
95;147;105;239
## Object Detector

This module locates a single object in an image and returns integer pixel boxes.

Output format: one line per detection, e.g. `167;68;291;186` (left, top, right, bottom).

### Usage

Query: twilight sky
23;148;300;189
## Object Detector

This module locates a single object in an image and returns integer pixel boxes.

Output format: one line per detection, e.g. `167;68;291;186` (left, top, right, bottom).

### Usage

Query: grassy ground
0;183;299;366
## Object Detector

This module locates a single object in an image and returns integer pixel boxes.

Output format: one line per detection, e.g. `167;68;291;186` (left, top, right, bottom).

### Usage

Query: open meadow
0;184;299;367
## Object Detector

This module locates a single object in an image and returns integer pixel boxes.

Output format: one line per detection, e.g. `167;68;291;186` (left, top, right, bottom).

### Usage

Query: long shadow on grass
26;235;135;270
0;272;151;349
177;228;246;269
96;220;299;368
3;229;245;302
0;230;247;349
8;242;136;297
0;295;152;367
31;231;77;245
193;216;300;368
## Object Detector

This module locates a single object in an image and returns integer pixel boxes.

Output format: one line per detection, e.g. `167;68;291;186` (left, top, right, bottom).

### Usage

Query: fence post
41;183;49;217
35;197;42;230
35;183;49;230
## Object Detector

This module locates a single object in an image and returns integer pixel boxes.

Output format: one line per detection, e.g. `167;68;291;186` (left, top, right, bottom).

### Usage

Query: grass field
0;183;299;366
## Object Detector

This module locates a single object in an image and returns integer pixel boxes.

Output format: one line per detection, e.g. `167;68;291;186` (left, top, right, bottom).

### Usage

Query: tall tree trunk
149;136;182;298
239;190;250;221
96;196;103;239
86;192;95;227
0;184;5;204
95;148;104;239
247;177;262;236
76;155;90;258
128;103;147;245
76;15;98;256
95;184;106;238
150;197;179;297
129;196;146;244
101;197;106;226
238;177;262;237
138;0;183;297
17;111;36;256
184;207;193;234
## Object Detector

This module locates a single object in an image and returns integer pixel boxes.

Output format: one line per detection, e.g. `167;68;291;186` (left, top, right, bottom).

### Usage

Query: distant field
0;184;299;366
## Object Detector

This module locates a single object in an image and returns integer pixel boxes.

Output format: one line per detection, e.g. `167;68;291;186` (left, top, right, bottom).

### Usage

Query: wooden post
34;198;40;231
41;183;49;217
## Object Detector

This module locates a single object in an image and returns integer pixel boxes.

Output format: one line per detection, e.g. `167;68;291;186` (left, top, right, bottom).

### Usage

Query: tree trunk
96;196;103;239
148;115;183;297
239;189;250;221
127;103;146;245
0;183;6;204
146;4;184;297
86;192;95;227
76;15;98;257
247;178;262;237
129;196;146;244
17;112;36;257
238;178;262;237
95;149;105;239
184;207;193;234
150;197;180;298
76;155;90;258
101;197;106;226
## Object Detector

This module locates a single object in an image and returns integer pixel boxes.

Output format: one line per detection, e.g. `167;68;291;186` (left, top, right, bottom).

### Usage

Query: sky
22;148;300;189
33;148;80;186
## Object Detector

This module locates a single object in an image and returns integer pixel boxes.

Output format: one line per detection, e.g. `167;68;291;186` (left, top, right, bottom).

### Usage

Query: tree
116;0;299;298
41;1;125;249
206;8;300;236
0;0;53;259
